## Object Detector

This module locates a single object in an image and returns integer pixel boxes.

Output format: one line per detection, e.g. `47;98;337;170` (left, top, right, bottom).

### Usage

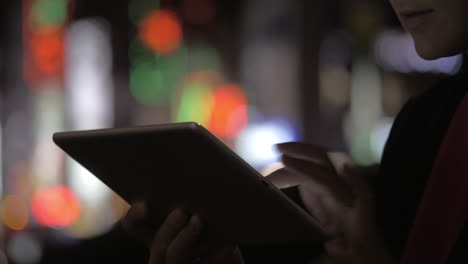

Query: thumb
265;167;308;188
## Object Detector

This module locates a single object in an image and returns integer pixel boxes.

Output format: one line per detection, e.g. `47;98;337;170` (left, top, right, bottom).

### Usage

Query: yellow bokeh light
1;195;29;231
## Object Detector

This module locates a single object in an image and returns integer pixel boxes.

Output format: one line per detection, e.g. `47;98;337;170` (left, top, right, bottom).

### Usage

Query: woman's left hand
267;142;396;264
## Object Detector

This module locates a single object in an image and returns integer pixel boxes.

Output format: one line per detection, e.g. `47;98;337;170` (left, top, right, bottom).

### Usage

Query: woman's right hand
121;202;244;264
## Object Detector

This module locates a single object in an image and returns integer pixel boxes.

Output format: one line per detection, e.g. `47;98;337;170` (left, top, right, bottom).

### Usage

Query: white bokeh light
370;118;394;162
374;30;462;75
7;233;42;264
65;19;114;204
235;120;296;168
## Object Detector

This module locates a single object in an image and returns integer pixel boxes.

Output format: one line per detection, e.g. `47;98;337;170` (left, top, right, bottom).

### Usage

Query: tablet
53;122;327;245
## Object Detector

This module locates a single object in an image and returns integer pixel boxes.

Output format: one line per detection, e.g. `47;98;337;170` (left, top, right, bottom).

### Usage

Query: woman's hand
268;142;396;264
121;203;244;264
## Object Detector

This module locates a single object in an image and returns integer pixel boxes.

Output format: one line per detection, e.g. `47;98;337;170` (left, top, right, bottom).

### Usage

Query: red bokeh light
29;30;64;76
209;84;248;139
31;186;81;227
139;10;182;55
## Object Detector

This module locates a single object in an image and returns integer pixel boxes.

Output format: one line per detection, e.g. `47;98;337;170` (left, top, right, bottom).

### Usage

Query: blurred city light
31;90;65;187
182;0;216;25
7;232;42;264
208;83;248;139
187;41;221;73
66;19;113;129
63;198;126;239
374;30;463;75
174;72;248;139
5;162;33;200
64;19;123;238
0;195;29;231
29;31;64;77
24;0;73;87
319;65;350;113
347;59;383;165
318;31;351;117
31;0;69;27
130;45;188;106
370;117;394;162
235;120;297;168
31;186;80;227
139;10;183;55
175;72;217;127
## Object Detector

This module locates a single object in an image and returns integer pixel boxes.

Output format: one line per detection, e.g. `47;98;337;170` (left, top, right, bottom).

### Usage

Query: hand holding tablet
53;122;327;246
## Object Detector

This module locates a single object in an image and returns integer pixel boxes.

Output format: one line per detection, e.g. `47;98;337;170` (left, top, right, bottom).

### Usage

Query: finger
149;209;190;264
282;155;353;206
265;168;306;188
328;152;355;176
276;142;334;169
165;215;203;264
298;185;330;226
121;202;155;244
343;165;373;205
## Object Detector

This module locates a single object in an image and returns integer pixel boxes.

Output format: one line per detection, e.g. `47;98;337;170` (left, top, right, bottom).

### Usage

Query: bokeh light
29;31;64;77
31;0;68;28
66;19;114;129
130;45;188;106
208;84;248;139
24;0;73;87
174;72;248;139
347;59;383;165
235;120;297;168
370;117;394;162
188;42;221;73
63;200;122;239
31;186;81;227
7;233;42;264
0;195;29;231
374;30;462;75
138;10;182;55
182;0;216;25
174;72;218;126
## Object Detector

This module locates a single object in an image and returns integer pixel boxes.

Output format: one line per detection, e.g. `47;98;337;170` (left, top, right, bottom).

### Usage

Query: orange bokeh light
209;84;248;139
31;186;81;227
0;195;29;231
29;30;64;76
139;10;182;55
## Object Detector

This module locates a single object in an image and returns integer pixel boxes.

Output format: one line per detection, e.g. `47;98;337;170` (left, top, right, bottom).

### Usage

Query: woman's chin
414;44;444;60
414;41;464;60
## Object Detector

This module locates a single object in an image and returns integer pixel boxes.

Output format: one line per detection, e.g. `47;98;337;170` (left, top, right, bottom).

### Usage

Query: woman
122;0;468;263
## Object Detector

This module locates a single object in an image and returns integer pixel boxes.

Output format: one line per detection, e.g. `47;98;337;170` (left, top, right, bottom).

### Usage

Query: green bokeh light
175;81;214;126
130;44;188;106
31;0;68;27
188;42;221;73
